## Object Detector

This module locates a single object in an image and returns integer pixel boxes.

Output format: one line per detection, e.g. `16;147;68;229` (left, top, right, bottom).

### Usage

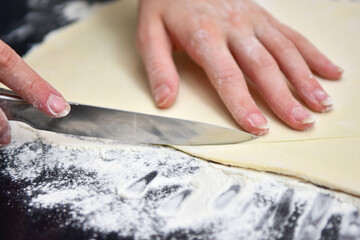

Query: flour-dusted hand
0;40;70;146
136;0;342;135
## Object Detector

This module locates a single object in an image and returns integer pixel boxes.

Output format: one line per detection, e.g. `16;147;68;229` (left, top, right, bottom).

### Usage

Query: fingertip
153;84;172;108
316;62;343;80
326;58;344;79
301;118;315;131
336;66;344;76
250;125;270;136
46;94;71;118
247;112;270;135
290;106;316;131
276;23;343;81
152;72;179;108
329;65;343;80
236;111;270;136
313;89;334;113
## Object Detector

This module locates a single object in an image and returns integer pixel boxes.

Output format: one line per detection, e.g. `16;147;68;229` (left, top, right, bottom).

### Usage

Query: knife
0;88;257;146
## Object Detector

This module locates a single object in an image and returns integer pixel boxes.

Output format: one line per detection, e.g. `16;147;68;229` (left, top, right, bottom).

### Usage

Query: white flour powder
1;122;359;239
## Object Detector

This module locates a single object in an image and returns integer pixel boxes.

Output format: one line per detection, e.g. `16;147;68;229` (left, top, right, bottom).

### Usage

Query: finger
0;110;11;147
0;40;70;117
255;25;334;113
188;35;269;135
270;21;342;80
229;36;315;131
137;9;179;108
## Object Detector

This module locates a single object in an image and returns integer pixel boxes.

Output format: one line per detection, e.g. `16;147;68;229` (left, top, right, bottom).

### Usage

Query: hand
136;0;342;135
0;40;70;146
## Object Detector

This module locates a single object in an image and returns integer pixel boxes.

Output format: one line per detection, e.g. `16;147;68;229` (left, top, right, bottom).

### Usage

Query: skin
0;0;342;146
137;0;342;135
0;40;70;146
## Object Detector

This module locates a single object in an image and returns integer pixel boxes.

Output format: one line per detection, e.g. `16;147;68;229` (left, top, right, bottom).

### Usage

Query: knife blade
0;88;257;146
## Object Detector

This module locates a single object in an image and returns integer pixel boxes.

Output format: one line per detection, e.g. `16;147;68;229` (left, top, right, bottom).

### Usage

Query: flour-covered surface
0;123;360;240
0;0;111;56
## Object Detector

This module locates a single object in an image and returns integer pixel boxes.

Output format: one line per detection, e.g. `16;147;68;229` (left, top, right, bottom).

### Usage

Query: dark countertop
0;0;112;56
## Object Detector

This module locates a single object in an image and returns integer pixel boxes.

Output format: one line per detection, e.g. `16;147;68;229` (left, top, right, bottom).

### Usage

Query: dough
23;0;360;196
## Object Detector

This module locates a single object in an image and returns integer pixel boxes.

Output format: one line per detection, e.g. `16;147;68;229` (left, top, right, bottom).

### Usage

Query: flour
1;122;359;239
59;1;97;22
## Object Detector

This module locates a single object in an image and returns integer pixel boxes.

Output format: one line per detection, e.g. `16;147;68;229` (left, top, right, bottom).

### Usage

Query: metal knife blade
0;88;257;146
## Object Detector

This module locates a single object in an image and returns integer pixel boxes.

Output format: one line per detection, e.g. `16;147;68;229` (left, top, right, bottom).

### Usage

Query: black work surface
1;135;360;240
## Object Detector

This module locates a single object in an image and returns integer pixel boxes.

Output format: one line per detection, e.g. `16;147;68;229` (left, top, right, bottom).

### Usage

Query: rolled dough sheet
23;0;360;196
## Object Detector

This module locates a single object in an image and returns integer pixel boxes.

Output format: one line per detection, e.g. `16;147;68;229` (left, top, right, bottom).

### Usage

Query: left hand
136;0;342;135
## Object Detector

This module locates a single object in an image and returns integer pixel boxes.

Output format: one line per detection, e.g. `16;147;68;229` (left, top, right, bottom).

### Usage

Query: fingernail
47;94;71;117
314;89;334;112
154;85;170;107
337;67;344;74
292;106;315;124
0;129;11;147
248;113;270;130
328;61;343;74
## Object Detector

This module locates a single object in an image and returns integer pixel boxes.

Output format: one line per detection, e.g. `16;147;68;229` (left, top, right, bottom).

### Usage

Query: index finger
0;40;70;117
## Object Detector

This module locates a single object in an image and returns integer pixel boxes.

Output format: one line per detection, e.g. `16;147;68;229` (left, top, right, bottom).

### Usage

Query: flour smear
1;123;359;239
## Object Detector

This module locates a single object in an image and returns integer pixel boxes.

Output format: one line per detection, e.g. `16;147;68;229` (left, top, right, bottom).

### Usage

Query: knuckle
255;55;277;71
146;57;172;82
288;28;307;43
0;42;20;70
277;40;296;52
240;37;277;71
190;29;209;49
215;68;240;86
28;78;40;92
25;78;48;106
189;22;218;48
188;26;222;62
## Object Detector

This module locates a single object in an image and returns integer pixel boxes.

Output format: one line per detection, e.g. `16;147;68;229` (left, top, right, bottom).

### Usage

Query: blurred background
0;0;112;55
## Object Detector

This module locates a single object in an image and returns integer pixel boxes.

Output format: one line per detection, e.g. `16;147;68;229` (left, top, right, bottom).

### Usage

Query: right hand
0;39;70;147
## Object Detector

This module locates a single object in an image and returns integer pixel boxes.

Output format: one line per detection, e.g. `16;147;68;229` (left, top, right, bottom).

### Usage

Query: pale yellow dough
24;0;360;196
